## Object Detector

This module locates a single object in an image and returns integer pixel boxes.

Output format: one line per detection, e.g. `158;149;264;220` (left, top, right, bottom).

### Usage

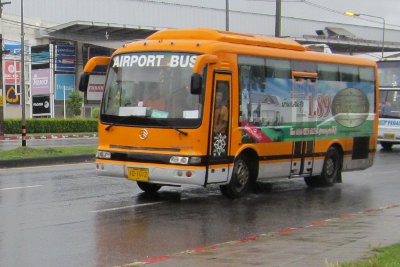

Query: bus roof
116;28;375;68
146;28;307;52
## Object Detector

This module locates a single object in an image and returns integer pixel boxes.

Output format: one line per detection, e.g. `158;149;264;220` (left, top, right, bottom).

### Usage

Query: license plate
127;167;149;182
384;133;396;140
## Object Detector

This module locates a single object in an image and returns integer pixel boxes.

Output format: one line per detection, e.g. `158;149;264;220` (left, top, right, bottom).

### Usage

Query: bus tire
381;142;393;150
305;147;341;187
220;156;250;198
137;181;162;193
304;176;321;187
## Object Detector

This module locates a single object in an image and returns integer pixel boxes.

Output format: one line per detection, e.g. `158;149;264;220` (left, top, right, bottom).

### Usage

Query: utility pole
21;0;26;146
0;1;11;136
225;0;229;31
275;0;281;37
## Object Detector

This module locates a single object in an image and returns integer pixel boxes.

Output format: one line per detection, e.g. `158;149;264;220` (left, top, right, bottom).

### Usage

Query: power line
303;0;400;29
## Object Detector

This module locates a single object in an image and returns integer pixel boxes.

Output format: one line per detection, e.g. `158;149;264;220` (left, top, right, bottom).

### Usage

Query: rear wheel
220;156;250;198
137;181;162;193
381;142;393;150
305;147;342;187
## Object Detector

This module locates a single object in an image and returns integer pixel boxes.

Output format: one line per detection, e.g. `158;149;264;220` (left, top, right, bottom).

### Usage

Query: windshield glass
378;61;400;87
101;52;202;127
379;90;400;118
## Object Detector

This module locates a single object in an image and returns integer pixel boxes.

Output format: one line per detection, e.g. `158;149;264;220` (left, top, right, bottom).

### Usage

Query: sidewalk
129;204;400;267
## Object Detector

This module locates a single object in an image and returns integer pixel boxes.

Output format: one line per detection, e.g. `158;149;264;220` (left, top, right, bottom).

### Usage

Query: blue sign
31;45;50;69
4;44;21;55
55;45;76;72
55;74;75;100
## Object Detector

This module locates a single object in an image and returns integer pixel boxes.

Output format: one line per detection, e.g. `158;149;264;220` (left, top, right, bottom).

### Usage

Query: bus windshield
378;61;400;87
101;52;203;128
379;90;400;118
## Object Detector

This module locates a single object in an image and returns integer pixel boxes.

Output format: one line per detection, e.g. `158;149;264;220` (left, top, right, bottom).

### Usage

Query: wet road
0;147;399;267
0;137;98;150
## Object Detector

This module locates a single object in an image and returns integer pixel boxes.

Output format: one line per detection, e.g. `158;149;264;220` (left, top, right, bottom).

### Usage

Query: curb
0;134;98;141
0;154;95;169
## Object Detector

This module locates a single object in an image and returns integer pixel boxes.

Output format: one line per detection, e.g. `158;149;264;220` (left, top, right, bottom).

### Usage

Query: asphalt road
0;146;399;267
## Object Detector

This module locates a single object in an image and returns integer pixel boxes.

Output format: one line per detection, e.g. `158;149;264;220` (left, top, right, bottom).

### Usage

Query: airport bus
377;59;400;150
79;28;378;198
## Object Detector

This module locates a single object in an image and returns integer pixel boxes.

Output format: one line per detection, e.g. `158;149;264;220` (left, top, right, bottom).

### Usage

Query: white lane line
0;185;43;191
90;201;165;213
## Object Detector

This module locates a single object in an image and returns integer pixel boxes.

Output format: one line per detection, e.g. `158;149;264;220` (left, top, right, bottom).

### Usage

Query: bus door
290;72;318;177
206;72;232;184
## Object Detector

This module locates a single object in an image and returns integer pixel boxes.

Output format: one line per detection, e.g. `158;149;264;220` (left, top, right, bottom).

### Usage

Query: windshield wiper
105;115;137;131
152;118;188;136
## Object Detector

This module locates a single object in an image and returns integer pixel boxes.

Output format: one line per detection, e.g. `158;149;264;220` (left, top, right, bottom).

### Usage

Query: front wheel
220;156;250;198
381;142;393;150
137;181;162;193
305;147;342;187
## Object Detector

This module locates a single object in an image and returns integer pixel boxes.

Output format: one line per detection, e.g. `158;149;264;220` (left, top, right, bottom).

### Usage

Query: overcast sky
199;0;400;29
3;0;400;30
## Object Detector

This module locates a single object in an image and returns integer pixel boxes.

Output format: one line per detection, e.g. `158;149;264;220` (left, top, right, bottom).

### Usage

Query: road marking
0;185;43;191
90;201;165;213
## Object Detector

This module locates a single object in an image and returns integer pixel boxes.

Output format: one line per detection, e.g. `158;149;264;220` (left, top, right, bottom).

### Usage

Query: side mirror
79;73;90;92
191;73;202;95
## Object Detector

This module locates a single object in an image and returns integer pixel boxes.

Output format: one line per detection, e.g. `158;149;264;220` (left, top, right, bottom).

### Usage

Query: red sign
241;119;272;143
4;60;21;84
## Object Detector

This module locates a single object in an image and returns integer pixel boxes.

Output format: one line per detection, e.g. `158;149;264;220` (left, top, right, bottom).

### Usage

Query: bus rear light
96;150;111;159
186;171;193;177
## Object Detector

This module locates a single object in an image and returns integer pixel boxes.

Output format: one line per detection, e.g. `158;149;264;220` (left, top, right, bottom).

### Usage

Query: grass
0;146;97;160
329;243;400;267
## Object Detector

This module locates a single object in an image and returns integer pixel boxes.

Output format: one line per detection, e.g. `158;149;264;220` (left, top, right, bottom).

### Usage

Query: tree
66;90;83;117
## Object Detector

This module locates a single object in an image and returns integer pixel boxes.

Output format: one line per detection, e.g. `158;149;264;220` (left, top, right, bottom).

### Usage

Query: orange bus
79;28;378;198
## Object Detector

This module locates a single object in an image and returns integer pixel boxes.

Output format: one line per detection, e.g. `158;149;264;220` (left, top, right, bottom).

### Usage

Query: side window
291;60;317;73
340;65;359;82
238;55;289;134
317;63;339;81
359;67;375;83
266;59;290;79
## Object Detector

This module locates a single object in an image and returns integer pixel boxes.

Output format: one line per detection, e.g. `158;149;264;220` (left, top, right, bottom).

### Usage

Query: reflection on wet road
0;147;399;267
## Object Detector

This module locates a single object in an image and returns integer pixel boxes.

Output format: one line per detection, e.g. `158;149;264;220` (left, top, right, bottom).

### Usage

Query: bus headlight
96;150;111;159
170;156;202;165
170;156;189;165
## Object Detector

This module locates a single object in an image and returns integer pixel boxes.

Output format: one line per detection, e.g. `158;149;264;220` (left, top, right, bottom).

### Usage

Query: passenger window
359;67;375;82
340;65;359;82
291;60;317;73
317;63;339;81
266;59;290;78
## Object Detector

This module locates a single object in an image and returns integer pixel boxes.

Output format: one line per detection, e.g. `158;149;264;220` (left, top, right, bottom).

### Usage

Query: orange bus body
82;28;378;198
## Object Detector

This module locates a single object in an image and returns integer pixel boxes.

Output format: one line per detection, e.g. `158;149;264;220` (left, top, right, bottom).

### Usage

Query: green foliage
91;107;100;119
3;119;98;134
66;90;83;117
340;243;400;267
0;146;97;160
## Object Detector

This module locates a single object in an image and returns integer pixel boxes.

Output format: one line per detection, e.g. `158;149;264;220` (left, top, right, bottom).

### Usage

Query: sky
3;0;400;30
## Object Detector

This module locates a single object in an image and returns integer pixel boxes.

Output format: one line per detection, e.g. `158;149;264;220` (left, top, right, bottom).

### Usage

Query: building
1;0;399;123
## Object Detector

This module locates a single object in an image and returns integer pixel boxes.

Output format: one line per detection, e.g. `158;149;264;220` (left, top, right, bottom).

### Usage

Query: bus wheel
381;142;393;150
305;147;341;187
304;176;321;187
137;181;162;193
220;156;250;198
